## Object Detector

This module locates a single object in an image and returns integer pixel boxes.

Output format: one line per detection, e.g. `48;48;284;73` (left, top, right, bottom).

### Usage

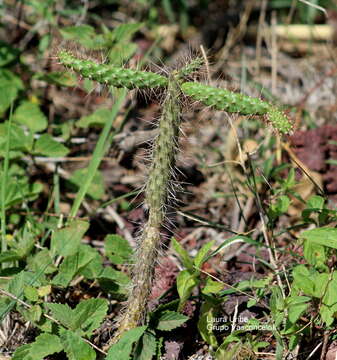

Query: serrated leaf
176;270;199;311
171;237;193;270
60;330;96;360
12;333;62;360
156;311;189;331
13;101;48;132
134;330;157;360
51;219;89;257
0;250;21;264
97;267;130;294
52;244;97;287
34;133;69;157
21;304;42;323
73;298;108;336
27;249;56;275
46;302;75;330
106;326;147;360
105;234;133;265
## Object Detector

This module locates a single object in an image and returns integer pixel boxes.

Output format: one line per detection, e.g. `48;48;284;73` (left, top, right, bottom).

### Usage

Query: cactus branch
109;75;182;344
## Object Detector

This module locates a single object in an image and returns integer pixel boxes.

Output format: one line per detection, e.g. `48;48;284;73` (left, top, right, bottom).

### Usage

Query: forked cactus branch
58;50;292;346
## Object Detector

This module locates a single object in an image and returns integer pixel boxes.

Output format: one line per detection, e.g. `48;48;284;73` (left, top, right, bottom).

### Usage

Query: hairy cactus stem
58;50;168;89
110;75;182;344
181;81;292;134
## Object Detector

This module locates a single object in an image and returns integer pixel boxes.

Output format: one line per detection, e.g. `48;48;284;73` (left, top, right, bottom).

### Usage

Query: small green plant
58;49;292;348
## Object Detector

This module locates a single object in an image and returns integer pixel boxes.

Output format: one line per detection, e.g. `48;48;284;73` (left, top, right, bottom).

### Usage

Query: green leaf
60;25;104;49
108;43;137;66
302;227;337;249
36;71;77;87
97;267;130;294
194;240;215;269
51;219;89;257
60;330;96;360
46;302;75;330
286;296;310;324
0;250;21;264
24;285;39;302
27;249;56;275
106;326;147;360
12;333;63;360
110;23;143;43
303;240;327;269
69;167;105;200
52;244;97;287
306;195;325;210
292;265;315;296
21;304;42;323
73;298;108;336
34;134;70;157
105;234;133;265
0;41;20;66
197;300;218;348
76;108;111;128
0;121;33;153
171;237;193;270
0;180;43;209
320;271;337;326
134;330;157;360
202;277;223;295
156;311;189;331
78;249;104;279
313;273;330;298
13;101;48;132
0;69;24;114
205;235;259;262
176;270;199;311
269;195;290;220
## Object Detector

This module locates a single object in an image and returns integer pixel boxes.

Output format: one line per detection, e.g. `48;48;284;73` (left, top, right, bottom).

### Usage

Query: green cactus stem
58;50;168;89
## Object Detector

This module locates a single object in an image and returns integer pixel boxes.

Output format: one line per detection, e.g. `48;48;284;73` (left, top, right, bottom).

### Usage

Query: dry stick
109;75;182;345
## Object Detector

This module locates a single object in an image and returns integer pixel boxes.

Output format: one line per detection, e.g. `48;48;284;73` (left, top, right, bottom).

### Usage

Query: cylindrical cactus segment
180;81;292;134
111;76;182;343
58;50;168;89
265;107;293;135
181;81;270;115
176;57;204;79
